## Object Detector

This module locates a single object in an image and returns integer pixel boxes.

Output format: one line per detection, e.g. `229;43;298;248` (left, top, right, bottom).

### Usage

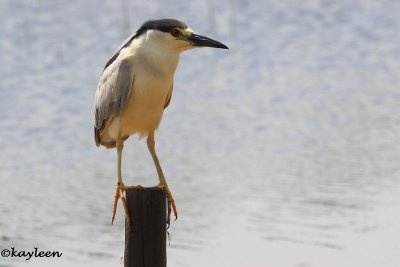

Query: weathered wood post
124;187;167;267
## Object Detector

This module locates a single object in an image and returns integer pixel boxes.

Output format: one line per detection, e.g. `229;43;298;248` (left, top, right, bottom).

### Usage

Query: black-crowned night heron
93;19;228;225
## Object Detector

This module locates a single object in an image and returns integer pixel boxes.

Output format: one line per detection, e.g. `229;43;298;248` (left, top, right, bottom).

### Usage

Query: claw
111;187;131;225
167;202;171;229
161;187;177;228
112;181;176;227
171;198;178;221
167;195;178;222
120;189;130;225
166;202;177;229
112;188;119;224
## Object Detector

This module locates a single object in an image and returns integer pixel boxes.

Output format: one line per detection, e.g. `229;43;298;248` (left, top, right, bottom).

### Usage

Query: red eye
171;28;180;37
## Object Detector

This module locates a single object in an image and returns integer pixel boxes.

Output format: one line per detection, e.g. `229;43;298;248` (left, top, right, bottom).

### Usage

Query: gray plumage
94;58;134;147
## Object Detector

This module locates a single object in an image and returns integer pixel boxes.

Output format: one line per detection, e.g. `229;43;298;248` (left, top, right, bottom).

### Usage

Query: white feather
107;30;181;138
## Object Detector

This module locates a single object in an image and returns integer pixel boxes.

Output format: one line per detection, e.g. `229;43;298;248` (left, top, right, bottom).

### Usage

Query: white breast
119;72;173;136
107;33;180;139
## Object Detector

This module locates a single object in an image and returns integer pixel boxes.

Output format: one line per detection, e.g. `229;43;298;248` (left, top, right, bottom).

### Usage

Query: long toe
111;186;131;225
120;188;131;225
112;187;120;224
164;189;178;227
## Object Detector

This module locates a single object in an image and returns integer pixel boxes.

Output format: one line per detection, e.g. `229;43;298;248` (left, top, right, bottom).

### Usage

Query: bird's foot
112;182;143;225
157;184;178;228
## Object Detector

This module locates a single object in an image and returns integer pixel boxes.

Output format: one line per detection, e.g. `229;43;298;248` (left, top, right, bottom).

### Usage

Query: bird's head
136;19;229;53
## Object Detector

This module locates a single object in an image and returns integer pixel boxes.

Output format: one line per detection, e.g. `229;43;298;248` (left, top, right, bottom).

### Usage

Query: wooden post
124;187;167;267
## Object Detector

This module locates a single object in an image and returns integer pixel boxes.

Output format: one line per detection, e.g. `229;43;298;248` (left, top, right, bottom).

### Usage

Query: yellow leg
111;134;131;225
147;131;178;225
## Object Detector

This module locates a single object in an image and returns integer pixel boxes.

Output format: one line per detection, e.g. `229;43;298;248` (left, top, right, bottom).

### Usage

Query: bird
93;18;228;226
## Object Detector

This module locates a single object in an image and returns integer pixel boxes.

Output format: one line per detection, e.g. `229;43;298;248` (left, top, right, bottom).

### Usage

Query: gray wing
94;57;134;146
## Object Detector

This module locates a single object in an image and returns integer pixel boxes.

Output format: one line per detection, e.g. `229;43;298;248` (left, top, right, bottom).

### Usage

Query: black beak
188;33;228;49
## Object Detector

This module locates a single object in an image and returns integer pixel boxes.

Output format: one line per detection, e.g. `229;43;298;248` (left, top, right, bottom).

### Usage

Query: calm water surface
1;1;400;266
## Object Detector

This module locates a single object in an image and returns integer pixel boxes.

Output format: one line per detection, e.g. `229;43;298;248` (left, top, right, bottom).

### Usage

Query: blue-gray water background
1;0;400;266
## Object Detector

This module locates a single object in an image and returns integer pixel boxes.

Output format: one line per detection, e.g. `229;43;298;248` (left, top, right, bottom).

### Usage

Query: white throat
126;31;181;77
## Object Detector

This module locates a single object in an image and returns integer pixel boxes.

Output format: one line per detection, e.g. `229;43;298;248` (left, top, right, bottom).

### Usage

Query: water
1;0;400;266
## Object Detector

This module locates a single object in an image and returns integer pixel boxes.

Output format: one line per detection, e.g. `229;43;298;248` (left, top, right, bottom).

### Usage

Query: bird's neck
129;37;180;77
